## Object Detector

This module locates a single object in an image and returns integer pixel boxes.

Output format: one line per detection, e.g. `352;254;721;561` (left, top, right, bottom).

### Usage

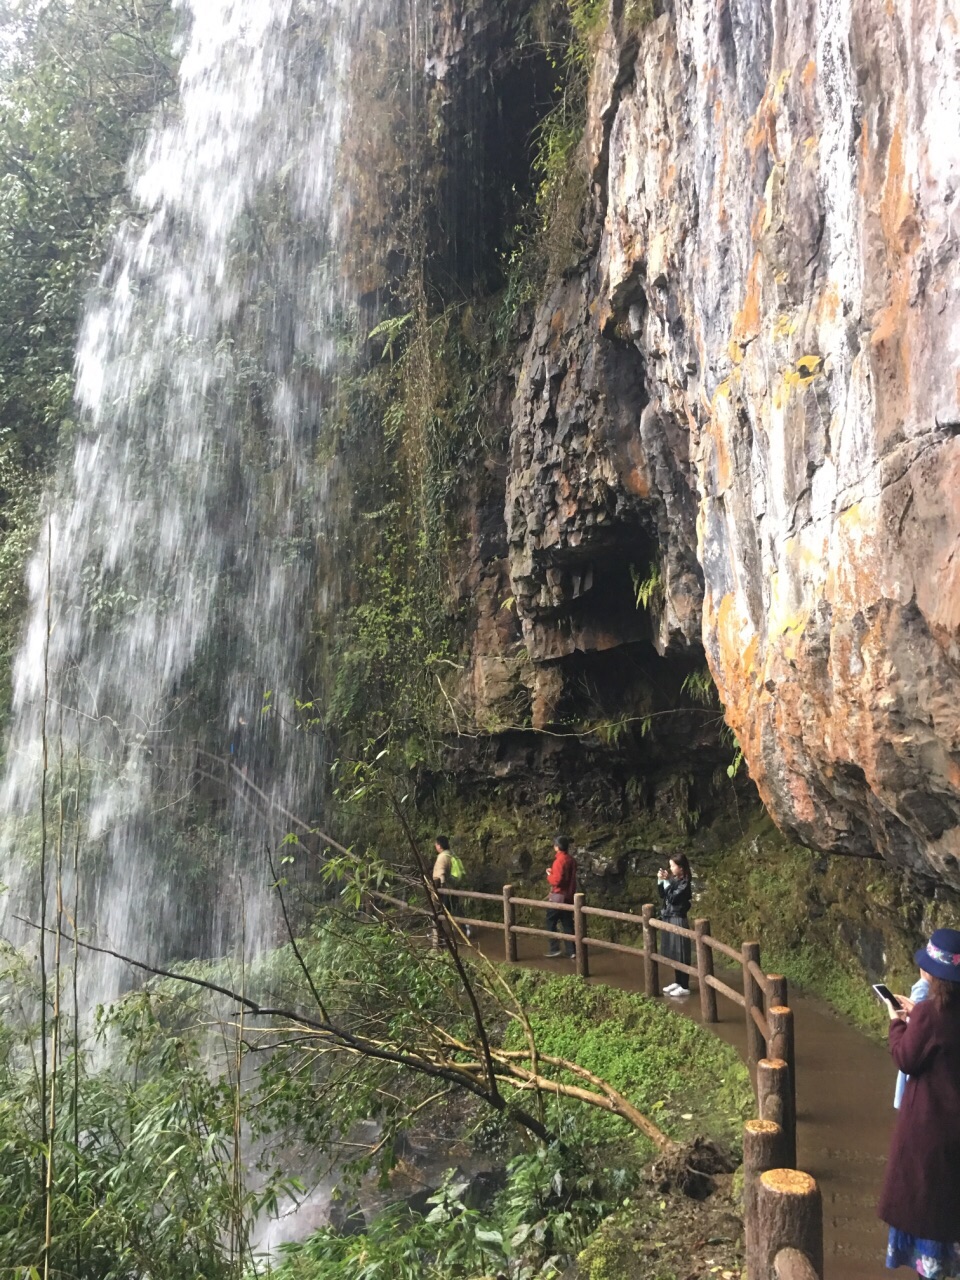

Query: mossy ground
577;1184;744;1280
693;815;960;1039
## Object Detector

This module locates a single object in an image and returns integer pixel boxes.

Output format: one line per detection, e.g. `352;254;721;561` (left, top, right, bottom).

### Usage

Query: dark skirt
660;916;691;969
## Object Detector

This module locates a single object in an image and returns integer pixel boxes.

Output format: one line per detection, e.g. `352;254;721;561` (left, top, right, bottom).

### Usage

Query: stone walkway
477;933;895;1280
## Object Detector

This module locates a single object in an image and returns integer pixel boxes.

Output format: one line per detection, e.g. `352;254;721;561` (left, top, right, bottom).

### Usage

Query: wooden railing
436;883;796;1151
371;880;823;1278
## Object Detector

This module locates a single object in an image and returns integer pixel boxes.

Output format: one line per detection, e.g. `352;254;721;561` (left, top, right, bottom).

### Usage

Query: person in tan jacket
432;835;452;888
430;836;471;942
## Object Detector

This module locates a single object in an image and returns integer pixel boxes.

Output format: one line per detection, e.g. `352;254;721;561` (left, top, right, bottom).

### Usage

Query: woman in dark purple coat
878;928;960;1277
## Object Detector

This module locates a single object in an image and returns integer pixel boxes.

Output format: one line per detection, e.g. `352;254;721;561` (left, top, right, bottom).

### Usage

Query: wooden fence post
694;918;717;1023
503;884;517;962
769;1006;797;1155
742;941;766;1069
641;904;660;997
744;1119;788;1280
573;893;589;979
768;974;788;1013
758;1057;795;1169
756;1170;823;1280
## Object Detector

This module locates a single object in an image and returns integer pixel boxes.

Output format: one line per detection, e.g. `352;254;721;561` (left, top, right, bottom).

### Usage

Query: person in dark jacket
878;927;960;1277
657;855;693;997
544;836;577;959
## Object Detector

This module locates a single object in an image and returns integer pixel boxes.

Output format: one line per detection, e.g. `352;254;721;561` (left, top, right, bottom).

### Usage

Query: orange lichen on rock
708;381;735;492
830;502;882;606
879;123;921;255
732;252;764;346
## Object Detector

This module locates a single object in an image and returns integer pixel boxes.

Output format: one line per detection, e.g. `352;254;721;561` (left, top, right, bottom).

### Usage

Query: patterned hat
915;928;960;983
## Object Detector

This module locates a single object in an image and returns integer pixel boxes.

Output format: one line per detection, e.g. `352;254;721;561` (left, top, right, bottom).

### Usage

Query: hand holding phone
872;983;903;1011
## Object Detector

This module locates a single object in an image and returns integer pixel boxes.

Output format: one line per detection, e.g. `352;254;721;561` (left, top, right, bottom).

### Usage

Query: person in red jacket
877;928;960;1276
544;836;577;958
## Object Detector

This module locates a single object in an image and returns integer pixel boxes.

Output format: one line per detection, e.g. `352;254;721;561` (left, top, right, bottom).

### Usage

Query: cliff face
503;0;960;884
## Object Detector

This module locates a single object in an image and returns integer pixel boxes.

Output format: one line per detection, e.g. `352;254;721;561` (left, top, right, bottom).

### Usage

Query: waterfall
0;0;394;1009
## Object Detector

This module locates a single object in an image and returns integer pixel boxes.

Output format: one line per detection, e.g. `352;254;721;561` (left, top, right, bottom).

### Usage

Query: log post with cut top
769;1004;797;1158
757;1169;823;1280
768;974;788;1013
743;1119;789;1280
758;1056;795;1170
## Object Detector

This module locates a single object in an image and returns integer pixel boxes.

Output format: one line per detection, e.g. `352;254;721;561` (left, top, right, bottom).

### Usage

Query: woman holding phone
657;855;693;997
877;928;960;1277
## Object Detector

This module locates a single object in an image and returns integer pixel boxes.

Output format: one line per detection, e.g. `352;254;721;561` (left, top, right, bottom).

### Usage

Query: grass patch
507;969;753;1149
758;940;887;1037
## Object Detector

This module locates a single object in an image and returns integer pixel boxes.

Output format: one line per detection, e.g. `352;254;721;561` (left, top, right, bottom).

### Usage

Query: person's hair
670;853;691;880
554;836;570;853
435;836;450;850
926;974;960;1011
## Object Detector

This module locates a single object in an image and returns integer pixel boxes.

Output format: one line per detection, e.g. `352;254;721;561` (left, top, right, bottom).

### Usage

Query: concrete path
477;933;896;1280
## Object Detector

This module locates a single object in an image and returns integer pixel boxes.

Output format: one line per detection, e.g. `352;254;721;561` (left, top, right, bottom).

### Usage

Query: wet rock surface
503;0;960;886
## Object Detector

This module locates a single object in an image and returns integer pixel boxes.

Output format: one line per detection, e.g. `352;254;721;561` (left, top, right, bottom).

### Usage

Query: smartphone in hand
872;983;901;1008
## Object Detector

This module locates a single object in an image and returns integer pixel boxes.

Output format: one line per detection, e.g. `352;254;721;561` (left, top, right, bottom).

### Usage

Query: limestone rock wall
507;0;960;884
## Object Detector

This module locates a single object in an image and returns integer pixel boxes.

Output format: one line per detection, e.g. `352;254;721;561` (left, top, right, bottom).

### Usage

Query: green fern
681;667;716;706
630;562;663;611
367;310;412;361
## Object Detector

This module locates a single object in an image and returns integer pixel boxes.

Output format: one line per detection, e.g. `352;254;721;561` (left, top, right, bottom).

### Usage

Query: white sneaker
663;983;680;995
673;986;691;997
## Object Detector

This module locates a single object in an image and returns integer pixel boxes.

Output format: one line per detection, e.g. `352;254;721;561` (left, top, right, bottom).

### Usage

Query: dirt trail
477;933;895;1280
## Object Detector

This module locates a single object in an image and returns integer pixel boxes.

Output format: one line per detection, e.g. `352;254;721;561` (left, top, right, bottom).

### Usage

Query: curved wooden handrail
509;894;573;911
706;974;746;1008
359;875;811;1266
581;904;651;926
368;880;797;1161
749;959;775;994
752;1003;771;1040
703;935;743;963
436;887;503;902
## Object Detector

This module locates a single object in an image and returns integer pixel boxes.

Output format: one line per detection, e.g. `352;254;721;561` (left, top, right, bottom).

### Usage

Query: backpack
449;855;465;881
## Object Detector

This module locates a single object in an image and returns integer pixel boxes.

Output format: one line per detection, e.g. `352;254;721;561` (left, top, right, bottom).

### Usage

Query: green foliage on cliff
318;293;516;762
519;0;655;284
0;0;176;686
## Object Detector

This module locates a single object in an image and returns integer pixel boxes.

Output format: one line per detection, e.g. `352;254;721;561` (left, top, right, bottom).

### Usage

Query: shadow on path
476;932;894;1280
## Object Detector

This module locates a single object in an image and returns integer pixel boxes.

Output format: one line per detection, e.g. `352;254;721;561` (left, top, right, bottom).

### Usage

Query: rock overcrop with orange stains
507;0;960;884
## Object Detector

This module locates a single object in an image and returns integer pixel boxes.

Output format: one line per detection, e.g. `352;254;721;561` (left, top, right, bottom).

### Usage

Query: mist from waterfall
0;0;398;1009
